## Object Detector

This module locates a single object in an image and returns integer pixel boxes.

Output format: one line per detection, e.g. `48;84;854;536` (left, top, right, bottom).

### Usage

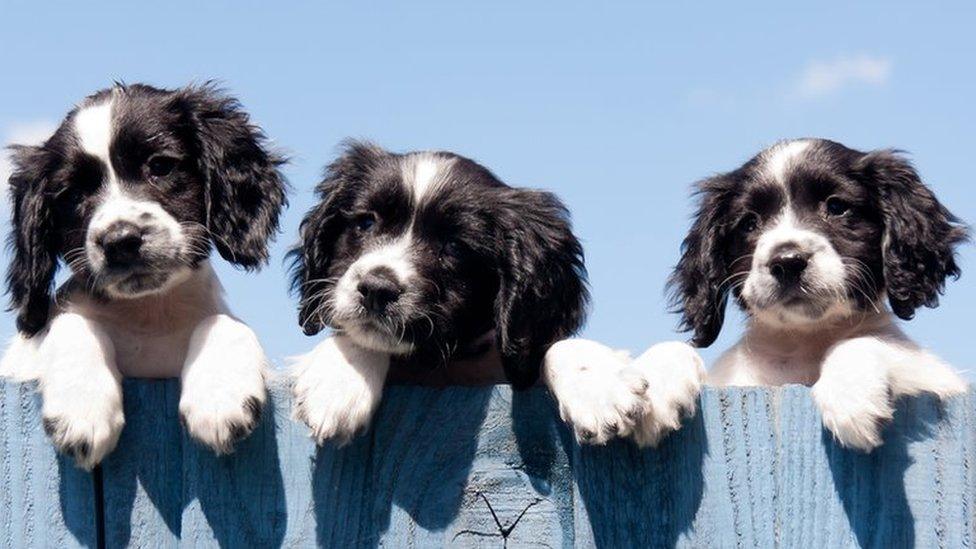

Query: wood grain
1;381;96;548
2;379;974;548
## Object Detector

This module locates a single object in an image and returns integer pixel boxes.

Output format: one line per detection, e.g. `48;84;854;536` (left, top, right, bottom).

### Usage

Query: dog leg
887;346;968;400
812;337;897;452
179;314;268;453
291;335;390;445
30;313;125;470
543;338;650;445
814;336;969;452
624;341;705;447
1;333;45;381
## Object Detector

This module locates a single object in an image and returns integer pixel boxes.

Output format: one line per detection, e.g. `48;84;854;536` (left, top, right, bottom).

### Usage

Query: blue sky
1;2;973;379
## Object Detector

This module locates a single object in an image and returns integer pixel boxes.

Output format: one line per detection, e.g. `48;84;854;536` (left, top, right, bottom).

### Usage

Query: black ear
493;189;589;389
178;84;287;269
5;145;59;336
289;141;386;335
857;150;968;320
667;175;736;348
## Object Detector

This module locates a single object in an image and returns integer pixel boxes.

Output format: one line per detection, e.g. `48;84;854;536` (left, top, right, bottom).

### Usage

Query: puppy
289;142;701;446
288;142;583;442
0;83;287;468
670;138;969;451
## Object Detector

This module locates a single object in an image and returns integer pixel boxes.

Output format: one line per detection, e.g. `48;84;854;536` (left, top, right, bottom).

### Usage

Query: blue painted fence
1;379;974;548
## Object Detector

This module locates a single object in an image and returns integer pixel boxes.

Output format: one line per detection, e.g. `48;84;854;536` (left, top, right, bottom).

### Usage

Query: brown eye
354;213;377;232
58;185;85;203
739;213;759;234
147;155;178;178
442;239;463;257
826;196;851;216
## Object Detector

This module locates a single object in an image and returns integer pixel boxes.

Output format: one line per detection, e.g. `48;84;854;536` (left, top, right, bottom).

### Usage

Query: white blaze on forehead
76;97;133;231
333;152;457;315
75;94;186;275
763;140;811;186
405;154;451;204
74;99;115;173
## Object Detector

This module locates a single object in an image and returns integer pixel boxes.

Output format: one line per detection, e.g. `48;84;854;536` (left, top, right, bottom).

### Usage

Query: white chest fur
0;261;271;467
65;264;227;378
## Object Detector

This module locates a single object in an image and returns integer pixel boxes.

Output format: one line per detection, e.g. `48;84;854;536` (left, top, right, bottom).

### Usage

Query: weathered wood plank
689;387;778;548
0;381;97;548
101;381;183;548
2;379;974;548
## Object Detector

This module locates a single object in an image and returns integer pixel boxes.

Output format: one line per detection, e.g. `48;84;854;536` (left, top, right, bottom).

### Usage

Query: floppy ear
179;84;287;269
667;175;736;348
493;188;589;389
289;141;386;335
857;150;968;320
5;145;59;336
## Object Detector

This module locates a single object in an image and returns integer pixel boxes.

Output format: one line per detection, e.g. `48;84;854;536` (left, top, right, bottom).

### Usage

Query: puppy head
670;138;967;346
6;83;286;335
290;142;588;387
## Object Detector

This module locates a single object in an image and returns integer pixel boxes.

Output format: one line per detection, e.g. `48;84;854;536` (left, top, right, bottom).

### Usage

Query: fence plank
2;379;974;548
0;381;97;549
101;381;183;549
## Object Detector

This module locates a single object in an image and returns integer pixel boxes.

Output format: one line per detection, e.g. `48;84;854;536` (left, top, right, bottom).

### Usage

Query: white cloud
0;120;57;214
794;54;892;99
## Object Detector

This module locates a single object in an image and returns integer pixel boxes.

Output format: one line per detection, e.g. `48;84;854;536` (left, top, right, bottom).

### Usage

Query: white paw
543;339;648;445
815;392;893;452
0;333;45;381
40;374;125;470
625;341;705;447
32;313;124;469
813;378;893;452
920;367;969;398
291;336;389;446
179;383;265;455
890;349;969;400
179;315;268;454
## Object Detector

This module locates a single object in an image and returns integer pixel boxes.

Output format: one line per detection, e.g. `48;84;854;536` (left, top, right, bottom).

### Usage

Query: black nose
768;252;809;285
357;269;403;314
99;223;144;267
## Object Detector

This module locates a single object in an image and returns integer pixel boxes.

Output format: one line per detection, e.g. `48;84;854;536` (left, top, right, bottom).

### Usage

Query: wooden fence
1;379;974;548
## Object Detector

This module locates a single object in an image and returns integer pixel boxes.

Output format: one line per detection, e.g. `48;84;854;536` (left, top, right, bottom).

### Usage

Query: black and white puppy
289;142;583;442
671;138;969;451
0;83;287;468
289;142;701;446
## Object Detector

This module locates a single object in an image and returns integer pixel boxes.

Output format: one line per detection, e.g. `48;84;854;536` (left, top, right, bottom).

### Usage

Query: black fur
668;172;742;347
4;83;287;335
175;84;287;268
292;141;386;335
290;142;588;388
491;187;588;387
669;139;967;346
856;150;968;319
6;145;60;335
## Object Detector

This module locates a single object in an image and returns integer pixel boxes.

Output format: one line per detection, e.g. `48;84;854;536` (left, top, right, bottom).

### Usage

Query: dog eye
442;239;463;257
354;213;377;232
55;185;85;203
825;196;851;216
738;214;759;234
147;155;178;178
